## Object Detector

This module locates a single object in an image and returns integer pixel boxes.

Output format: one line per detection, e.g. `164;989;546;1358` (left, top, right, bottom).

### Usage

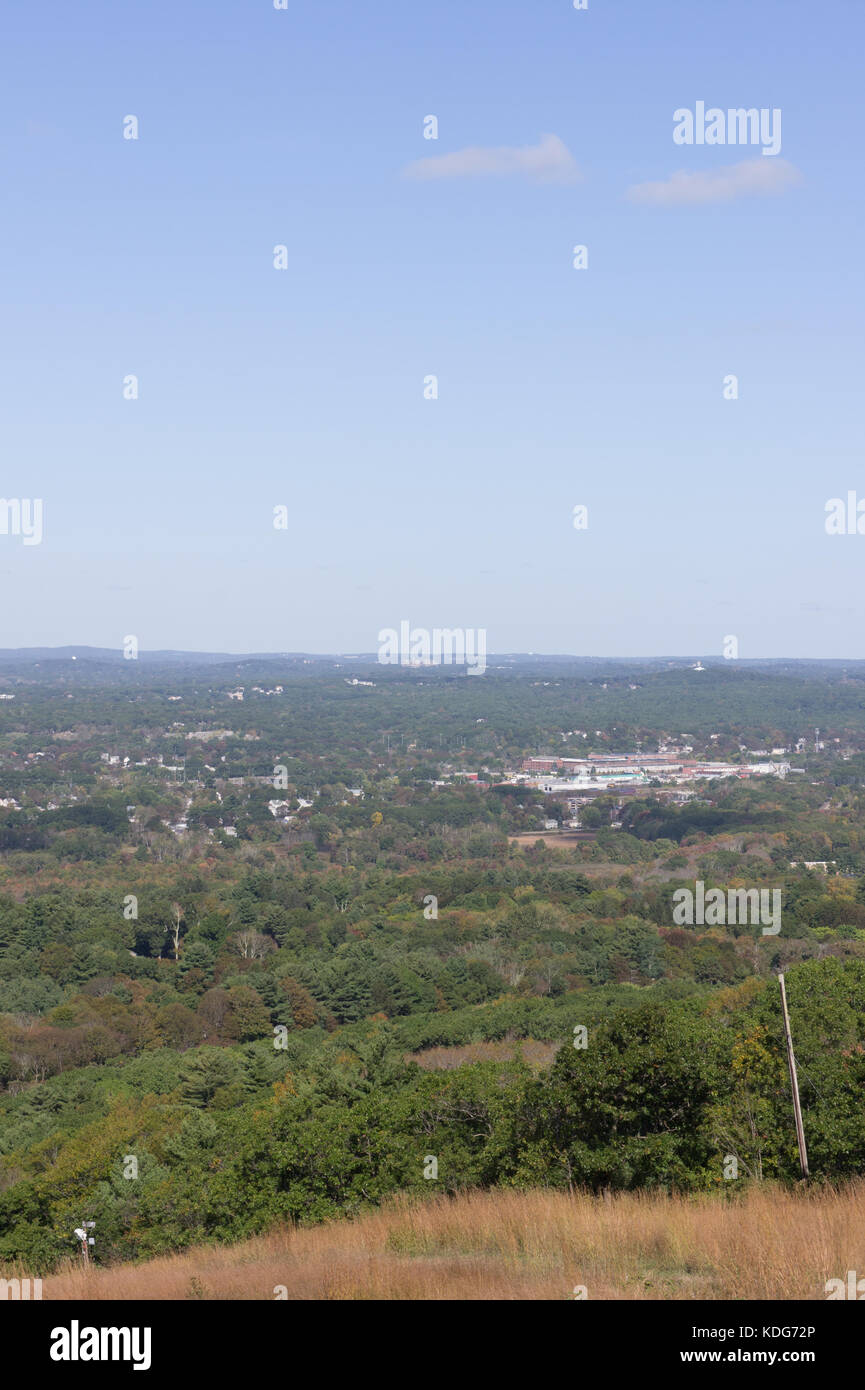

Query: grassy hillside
40;1183;865;1301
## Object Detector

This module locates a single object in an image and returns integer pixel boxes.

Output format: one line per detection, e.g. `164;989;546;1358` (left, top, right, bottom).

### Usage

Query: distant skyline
2;0;863;657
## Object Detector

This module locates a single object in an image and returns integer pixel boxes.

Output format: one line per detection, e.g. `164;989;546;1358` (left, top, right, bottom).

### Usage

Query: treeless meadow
40;1182;865;1301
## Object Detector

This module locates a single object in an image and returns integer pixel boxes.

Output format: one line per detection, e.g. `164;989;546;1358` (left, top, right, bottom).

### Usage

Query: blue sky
1;0;863;656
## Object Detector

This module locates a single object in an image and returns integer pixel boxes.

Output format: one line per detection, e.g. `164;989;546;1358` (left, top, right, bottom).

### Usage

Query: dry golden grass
40;1182;865;1301
411;1040;560;1070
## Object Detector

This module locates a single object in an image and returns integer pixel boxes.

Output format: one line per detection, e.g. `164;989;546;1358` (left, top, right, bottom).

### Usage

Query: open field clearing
40;1183;865;1301
410;1039;561;1070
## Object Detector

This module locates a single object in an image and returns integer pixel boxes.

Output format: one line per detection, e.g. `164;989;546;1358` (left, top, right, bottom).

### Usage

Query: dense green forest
3;656;865;1270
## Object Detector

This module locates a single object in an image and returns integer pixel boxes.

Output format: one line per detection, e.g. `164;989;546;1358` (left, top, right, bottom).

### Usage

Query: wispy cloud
402;133;580;185
626;158;802;206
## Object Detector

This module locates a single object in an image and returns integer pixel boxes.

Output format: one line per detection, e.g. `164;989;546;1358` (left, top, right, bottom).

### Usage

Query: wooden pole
778;974;809;1179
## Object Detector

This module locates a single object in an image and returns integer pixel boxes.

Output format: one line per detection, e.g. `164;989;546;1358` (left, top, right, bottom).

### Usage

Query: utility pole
778;974;809;1180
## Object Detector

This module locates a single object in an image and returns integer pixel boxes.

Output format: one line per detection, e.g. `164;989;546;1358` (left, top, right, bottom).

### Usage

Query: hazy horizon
2;643;865;666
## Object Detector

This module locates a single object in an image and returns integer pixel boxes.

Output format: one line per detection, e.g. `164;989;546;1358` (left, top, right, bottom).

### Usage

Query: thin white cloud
403;133;580;185
627;158;802;206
